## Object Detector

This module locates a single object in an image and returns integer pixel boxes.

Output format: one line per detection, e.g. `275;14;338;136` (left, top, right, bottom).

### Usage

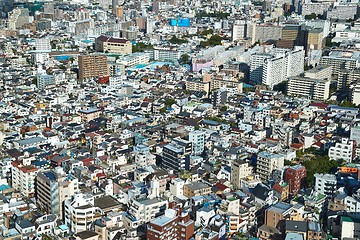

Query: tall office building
35;170;79;219
78;55;108;80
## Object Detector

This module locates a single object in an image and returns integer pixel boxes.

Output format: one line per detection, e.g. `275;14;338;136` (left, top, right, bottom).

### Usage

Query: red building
147;204;194;240
284;165;307;195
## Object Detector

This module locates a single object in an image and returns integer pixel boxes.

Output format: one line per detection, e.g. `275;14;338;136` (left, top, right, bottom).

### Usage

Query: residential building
231;159;253;190
284;165;306;195
256;151;284;183
189;130;205;156
338;69;360;92
162;138;192;171
328;138;355;162
128;198;168;224
320;50;360;76
314;173;336;196
64;194;100;233
340;216;360;239
287;76;331;100
11;160;39;198
35;170;79;219
183;182;211;198
147;208;194;240
78;55;108;80
95;35;132;54
250;47;305;88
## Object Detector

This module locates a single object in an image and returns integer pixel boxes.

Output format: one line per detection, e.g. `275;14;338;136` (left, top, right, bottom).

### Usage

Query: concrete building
162;138;192;171
186;79;210;96
340;216;360;239
169;178;185;197
304;65;332;80
252;24;282;44
95;35;132;54
287;76;331;100
153;46;181;61
328;138;355;162
183;182;211;198
307;28;324;52
11;160;39;198
189;130;205;156
338;69;360;92
250;47;305;88
78;55;108;80
352;82;360;106
314;173;336;196
231;159;253;190
117;52;150;67
232;20;247;41
147;209;194;240
8;7;29;30
35;170;79;219
256;151;284;183
320;50;360;76
350;125;360;145
128;198;168;224
284;165;306;195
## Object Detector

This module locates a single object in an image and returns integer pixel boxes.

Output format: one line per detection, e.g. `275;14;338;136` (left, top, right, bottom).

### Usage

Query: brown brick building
147;204;194;240
78;55;108;80
284;165;306;195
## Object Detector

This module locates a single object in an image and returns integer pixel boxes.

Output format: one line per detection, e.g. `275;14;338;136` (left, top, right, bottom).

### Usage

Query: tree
200;34;223;47
273;81;287;94
305;13;317;20
169;36;188;44
179;54;190;65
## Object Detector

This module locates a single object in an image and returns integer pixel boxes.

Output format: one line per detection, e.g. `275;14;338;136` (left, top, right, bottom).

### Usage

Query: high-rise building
189;130;205;156
284;165;306;195
287;76;331;100
320;50;360;76
256;151;284;183
338;69;360;92
35;170;79;219
11;160;39;198
231;159;253;189
78;55;108;80
162;138;192;171
252;23;282;44
328;138;355;163
307;28;324;51
250;47;305;88
232;20;247;41
7;7;29;30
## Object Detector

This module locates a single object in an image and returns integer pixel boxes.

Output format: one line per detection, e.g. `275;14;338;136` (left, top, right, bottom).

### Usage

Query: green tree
169;36;188;44
179;54;190;64
273;81;287;94
305;13;317;20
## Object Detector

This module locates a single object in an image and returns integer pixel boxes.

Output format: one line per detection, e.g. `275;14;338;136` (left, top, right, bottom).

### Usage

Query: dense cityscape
0;0;359;239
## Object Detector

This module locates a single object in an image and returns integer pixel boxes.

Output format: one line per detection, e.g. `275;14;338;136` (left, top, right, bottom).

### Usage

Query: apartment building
95;35;132;54
8;7;29;30
252;23;282;44
11;160;39;198
162;138;192;171
250;47;305;88
128;198;168;224
320;50;360;76
189;130;205;156
153;46;181;61
35;170;79;219
287;76;331;100
256;151;284;183
328;138;355;162
147;209;194;240
117;52;150;67
78;55;108;80
64;194;100;233
284;165;306;195
338;69;360;92
314;173;336;196
231;159;253;190
186;79;210;96
304;65;332;80
183;182;211;198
